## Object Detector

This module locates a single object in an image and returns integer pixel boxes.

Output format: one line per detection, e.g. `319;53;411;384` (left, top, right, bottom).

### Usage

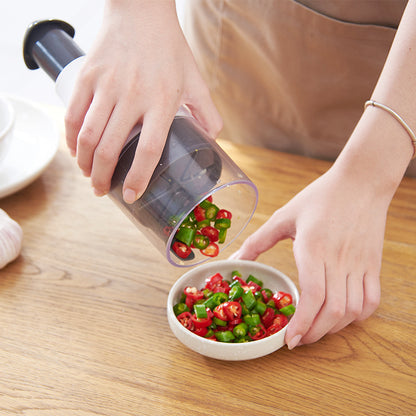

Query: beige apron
183;0;415;176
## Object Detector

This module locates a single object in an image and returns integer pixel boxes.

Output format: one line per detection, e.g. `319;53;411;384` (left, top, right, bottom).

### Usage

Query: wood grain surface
0;106;415;416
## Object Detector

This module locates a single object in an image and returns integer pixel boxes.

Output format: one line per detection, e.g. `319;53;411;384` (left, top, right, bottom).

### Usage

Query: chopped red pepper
193;205;206;222
261;307;276;328
172;241;192;259
177;311;195;331
200;226;219;242
213;303;228;321
223;301;242;321
272;292;293;310
216;209;232;220
191;314;213;328
200;242;219;257
184;286;204;301
271;314;289;330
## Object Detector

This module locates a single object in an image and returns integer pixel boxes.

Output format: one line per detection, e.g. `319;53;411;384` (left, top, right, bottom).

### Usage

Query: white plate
0;96;60;199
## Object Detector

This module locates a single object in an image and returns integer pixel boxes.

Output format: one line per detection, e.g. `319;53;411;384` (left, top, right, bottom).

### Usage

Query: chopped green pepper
229;284;244;301
214;218;231;229
196;219;210;230
175;227;196;246
243;313;261;327
231;270;242;278
215;330;235;342
218;229;227;244
247;274;263;288
173;302;189;316
193;234;210;250
232;322;248;338
213;317;228;327
242;289;257;310
205;204;219;220
194;303;208;319
279;304;296;316
254;300;267;316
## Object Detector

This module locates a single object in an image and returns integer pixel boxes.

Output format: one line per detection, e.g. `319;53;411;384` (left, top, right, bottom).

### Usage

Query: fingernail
287;334;302;350
93;188;106;197
123;188;138;204
70;149;76;157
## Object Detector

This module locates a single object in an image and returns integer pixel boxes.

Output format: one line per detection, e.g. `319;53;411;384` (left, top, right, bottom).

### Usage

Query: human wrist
332;106;411;202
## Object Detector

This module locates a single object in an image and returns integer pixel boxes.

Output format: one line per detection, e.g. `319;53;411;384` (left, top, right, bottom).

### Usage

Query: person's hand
64;0;222;203
230;165;390;349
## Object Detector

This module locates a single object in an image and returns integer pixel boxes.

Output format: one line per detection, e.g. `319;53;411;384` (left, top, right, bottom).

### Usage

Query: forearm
333;0;416;199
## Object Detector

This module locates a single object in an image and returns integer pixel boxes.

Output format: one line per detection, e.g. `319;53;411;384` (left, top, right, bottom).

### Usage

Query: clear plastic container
110;113;258;267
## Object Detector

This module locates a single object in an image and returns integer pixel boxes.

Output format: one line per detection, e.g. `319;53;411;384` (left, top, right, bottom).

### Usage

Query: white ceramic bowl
0;96;15;164
167;259;299;361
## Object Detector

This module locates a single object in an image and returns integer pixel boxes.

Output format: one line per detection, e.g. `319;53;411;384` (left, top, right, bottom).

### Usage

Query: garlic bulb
0;209;23;269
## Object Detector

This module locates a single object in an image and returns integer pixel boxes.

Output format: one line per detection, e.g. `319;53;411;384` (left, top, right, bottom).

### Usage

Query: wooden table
1;105;415;416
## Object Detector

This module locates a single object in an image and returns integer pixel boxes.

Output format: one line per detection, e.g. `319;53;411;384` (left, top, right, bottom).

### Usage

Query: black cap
23;19;85;81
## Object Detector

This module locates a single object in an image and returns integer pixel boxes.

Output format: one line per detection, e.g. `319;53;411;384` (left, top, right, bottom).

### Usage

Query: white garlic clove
0;209;23;269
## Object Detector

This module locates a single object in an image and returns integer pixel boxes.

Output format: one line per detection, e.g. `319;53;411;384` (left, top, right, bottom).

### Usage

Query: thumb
230;207;295;261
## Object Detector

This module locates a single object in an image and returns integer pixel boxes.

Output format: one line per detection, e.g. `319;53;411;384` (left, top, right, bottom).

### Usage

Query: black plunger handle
23;19;85;81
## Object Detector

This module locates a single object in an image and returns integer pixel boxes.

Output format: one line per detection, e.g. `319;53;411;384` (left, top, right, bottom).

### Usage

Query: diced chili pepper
211;292;228;306
191;314;212;328
173;302;189;316
247;280;262;293
243;313;261;327
196;219;210;230
223;301;242;321
194;303;208;319
232;275;246;286
247;274;263;288
212;280;230;295
261;288;273;303
184;286;204;301
231;270;242;278
266;322;285;336
200;226;219;242
229;284;244;301
248;324;267;340
228;318;243;327
233;322;248;338
205;204;219;220
205;272;223;290
213;303;228;321
194;327;208;337
204;328;215;338
218;229;227;244
214;218;231;230
271;314;289;330
202;288;212;299
242;289;257;310
213;317;227;327
193;205;206;222
234;336;251;343
200;242;219;257
216;209;232;220
279;304;296;316
177;311;195;331
193;234;210;250
172;241;192;259
261;307;276;328
215;330;235;342
175;226;196;246
254;300;267;316
272;292;293;310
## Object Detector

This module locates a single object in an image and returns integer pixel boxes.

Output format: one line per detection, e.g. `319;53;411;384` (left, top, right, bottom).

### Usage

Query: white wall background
0;0;186;107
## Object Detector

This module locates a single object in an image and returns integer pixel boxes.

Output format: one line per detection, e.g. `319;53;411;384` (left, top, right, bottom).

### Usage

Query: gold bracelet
364;100;416;159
